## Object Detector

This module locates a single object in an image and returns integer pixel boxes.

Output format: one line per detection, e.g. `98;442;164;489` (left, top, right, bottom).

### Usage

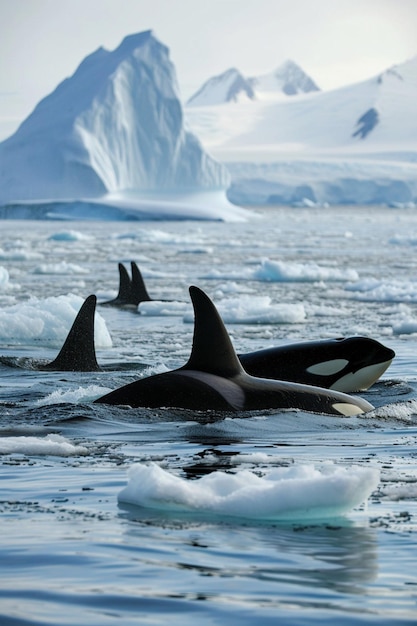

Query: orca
130;261;153;305
100;262;393;391
94;286;374;416
16;291;391;392
101;263;137;307
100;261;170;308
41;295;102;372
239;337;395;392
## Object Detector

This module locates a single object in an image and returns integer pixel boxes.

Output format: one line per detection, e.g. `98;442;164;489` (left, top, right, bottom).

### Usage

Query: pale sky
0;0;416;139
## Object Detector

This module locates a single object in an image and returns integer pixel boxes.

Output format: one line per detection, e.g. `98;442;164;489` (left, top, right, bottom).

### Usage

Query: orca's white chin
329;360;393;393
332;402;369;416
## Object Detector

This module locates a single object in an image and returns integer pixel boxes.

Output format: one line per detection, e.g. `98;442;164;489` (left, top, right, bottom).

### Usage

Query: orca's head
306;337;395;392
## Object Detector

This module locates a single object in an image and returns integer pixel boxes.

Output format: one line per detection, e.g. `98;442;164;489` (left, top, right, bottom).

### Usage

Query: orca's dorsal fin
131;262;152;305
100;263;133;306
42;295;102;371
183;286;244;377
117;263;133;302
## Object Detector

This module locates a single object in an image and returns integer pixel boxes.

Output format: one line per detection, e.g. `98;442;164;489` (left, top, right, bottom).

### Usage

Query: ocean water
1;205;417;625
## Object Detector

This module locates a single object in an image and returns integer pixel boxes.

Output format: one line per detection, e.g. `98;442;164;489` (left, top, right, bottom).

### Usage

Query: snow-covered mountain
187;60;318;106
185;56;417;206
0;31;231;209
187;68;255;106
248;60;320;95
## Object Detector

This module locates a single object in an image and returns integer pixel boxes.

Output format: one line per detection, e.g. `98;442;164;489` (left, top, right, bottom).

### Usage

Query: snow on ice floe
183;295;305;325
113;227;207;245
203;258;358;282
345;278;417;303
0;245;43;261
389;303;417;335
0;434;88;456
139;300;189;317
32;261;89;275
0;294;111;347
118;462;380;521
48;230;94;242
0;266;11;290
253;259;358;282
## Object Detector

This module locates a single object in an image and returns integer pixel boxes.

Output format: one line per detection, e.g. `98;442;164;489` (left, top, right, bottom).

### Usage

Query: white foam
368;400;417;422
118;461;380;521
37;385;113;406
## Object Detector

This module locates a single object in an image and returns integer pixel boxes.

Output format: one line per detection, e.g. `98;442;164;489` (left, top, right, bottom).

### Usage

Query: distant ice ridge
187;60;319;106
186;56;417;206
0;31;244;221
249;59;320;95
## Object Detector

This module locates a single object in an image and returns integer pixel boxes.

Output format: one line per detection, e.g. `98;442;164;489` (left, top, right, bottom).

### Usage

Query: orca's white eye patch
307;359;349;376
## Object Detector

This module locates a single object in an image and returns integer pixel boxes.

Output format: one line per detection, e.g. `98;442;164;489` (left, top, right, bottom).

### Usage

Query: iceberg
0;31;246;221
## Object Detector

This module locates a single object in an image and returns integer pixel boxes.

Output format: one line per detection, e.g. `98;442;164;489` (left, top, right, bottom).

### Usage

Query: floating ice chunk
0;293;111;347
183;295;306;324
202;259;358;282
0;434;88;456
254;259;358;282
0;266;9;289
346;279;417;302
32;261;89;275
118;462;380;521
139;301;189;317
48;230;94;242
0;248;43;261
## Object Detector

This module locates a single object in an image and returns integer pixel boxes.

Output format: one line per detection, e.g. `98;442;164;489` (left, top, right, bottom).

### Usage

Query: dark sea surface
1;206;416;625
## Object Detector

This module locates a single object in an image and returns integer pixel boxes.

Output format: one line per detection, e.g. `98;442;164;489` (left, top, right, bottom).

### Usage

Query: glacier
185;56;417;207
0;31;248;222
1;30;416;214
